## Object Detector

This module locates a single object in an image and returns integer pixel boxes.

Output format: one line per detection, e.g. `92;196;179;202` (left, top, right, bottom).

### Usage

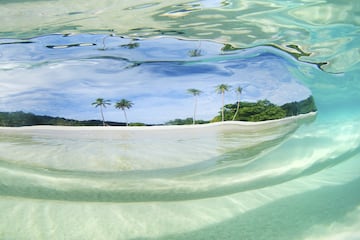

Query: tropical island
167;96;316;125
0;95;316;127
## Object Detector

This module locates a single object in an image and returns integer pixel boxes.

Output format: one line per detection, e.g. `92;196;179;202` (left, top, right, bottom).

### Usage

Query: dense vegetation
0;112;128;127
212;100;286;122
280;96;317;116
165;118;209;125
211;96;317;122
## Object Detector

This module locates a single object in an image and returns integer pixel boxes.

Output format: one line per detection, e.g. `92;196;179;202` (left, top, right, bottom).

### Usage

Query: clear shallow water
0;0;360;239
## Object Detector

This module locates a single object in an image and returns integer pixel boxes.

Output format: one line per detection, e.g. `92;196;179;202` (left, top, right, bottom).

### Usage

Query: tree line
91;84;316;125
179;84;316;124
0;84;316;126
0;111;110;127
212;96;316;122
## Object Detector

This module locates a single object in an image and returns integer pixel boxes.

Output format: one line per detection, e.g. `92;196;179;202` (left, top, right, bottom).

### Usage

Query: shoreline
0;112;316;132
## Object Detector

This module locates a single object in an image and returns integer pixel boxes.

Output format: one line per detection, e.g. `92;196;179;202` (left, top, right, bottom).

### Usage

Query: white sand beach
0;112;316;172
0;112;316;133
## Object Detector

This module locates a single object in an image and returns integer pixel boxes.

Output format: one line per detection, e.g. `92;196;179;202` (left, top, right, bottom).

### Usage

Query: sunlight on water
0;0;359;239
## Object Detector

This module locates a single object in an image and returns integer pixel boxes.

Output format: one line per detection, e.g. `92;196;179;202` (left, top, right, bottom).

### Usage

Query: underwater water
0;0;360;239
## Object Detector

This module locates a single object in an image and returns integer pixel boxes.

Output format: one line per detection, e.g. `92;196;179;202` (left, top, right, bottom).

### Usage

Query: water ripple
0;1;360;239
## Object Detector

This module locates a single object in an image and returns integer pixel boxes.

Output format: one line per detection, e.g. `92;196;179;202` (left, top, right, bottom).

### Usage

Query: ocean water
0;0;360;239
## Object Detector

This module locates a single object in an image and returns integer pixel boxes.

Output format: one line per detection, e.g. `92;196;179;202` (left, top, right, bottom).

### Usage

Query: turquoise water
1;0;360;239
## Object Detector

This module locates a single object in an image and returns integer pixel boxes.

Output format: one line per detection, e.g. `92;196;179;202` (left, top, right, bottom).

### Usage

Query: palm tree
187;88;202;124
120;41;139;49
92;98;111;126
232;86;243;121
188;49;202;57
188;41;202;57
215;84;231;121
115;99;134;126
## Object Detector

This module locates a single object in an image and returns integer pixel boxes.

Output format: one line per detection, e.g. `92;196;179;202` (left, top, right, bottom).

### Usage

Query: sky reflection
0;34;311;124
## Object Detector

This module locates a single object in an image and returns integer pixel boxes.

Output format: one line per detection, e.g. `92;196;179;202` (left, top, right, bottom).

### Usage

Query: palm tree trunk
100;106;105;126
123;110;129;126
232;101;240;121
193;96;198;124
221;92;225;121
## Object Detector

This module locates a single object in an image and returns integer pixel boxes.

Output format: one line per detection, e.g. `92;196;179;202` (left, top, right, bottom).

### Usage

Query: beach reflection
0;35;312;124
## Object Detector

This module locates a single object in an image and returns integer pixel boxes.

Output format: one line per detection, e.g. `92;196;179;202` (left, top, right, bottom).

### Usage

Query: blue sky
0;35;311;124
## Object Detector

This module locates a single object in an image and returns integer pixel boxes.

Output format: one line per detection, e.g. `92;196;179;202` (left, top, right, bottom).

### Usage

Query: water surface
0;0;359;239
